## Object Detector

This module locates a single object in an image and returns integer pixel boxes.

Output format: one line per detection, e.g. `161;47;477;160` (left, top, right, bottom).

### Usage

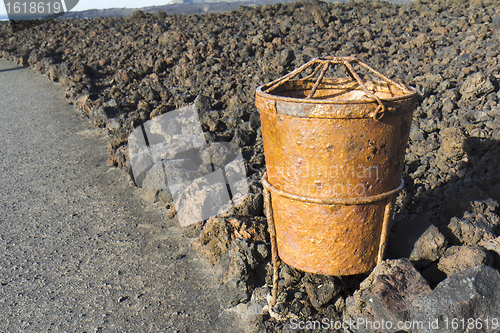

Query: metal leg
270;234;280;307
262;173;279;306
377;194;397;264
263;171;401;299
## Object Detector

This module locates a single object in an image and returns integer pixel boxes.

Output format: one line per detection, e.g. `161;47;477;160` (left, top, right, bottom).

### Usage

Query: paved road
0;60;244;332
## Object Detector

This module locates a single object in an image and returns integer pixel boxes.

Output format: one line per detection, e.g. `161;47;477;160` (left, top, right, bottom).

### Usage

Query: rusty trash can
255;57;418;305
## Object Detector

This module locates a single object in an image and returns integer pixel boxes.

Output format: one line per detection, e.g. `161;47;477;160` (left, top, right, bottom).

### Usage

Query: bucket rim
255;81;418;105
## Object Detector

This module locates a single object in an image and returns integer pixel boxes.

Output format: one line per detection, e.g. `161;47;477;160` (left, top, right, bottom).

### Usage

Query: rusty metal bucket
255;57;418;304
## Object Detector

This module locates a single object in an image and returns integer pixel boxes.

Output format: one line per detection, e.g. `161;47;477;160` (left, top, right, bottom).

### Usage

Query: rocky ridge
2;0;500;331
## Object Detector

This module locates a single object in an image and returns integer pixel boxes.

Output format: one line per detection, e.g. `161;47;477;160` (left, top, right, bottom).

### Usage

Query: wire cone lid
256;56;417;120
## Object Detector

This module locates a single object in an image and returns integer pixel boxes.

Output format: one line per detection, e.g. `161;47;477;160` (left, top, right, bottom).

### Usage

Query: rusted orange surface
256;58;418;276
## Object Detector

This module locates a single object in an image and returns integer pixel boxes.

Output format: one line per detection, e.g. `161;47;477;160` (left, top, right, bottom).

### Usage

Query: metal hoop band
261;172;403;206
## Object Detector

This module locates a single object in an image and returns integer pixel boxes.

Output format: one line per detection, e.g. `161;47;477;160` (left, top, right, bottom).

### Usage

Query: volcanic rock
345;259;431;333
410;265;500;333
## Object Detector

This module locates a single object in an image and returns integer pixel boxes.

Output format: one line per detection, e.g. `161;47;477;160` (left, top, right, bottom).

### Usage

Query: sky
1;1;172;16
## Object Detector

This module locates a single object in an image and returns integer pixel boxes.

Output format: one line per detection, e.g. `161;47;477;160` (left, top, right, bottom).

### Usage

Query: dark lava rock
221;238;256;307
460;72;496;102
438;245;493;276
277;48;294;68
410;265;500;333
345;259;431;333
130;10;147;19
409;224;448;268
278;264;302;290
437;127;468;160
445;212;497;246
303;274;342;310
194;216;232;263
194;216;267;264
